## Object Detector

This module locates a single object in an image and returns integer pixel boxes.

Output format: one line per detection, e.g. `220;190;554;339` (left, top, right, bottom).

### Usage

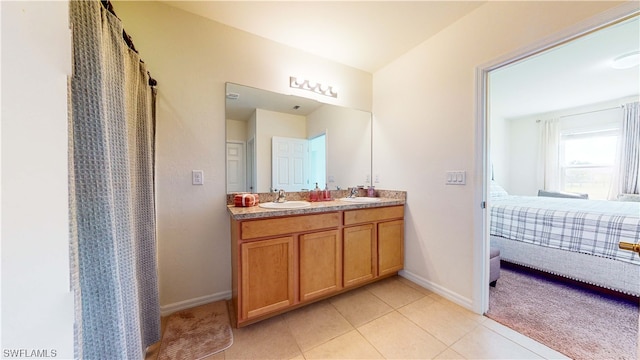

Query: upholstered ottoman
490;247;501;287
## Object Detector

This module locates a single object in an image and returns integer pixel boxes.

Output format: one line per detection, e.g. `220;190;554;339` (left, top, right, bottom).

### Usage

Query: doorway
477;5;639;315
477;9;639;359
309;132;327;189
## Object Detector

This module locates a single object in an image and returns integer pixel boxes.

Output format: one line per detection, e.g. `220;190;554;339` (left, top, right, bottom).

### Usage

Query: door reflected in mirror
225;83;372;194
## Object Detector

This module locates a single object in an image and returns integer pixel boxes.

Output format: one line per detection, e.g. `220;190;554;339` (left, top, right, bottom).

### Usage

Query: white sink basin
339;197;382;203
259;201;312;209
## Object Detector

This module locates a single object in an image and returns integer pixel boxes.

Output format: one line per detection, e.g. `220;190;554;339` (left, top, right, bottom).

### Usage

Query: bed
489;185;640;297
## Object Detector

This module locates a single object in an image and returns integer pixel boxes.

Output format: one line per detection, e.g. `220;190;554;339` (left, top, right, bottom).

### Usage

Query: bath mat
158;301;233;360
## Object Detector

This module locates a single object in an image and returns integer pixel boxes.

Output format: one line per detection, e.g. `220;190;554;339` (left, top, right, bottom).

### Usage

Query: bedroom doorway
476;6;639;359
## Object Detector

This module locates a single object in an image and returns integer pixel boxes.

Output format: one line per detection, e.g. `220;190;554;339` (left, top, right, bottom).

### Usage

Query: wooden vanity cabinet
240;236;294;319
299;229;342;301
378;219;404;276
230;204;404;327
343;224;375;287
231;212;341;326
344;206;404;284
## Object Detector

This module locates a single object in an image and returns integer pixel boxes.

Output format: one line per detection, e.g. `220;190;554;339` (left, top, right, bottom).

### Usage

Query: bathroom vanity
227;195;405;327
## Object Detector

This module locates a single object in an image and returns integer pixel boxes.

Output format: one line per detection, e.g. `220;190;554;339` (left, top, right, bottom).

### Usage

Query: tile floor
148;276;569;359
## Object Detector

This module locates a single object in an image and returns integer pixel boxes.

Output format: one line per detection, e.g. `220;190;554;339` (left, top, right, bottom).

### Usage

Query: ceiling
161;1;639;119
226;83;325;121
161;1;484;73
490;16;639;119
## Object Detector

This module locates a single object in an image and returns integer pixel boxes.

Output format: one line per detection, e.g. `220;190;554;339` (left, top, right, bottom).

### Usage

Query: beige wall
307;105;372;189
1;1;74;355
372;1;626;307
226;119;247;142
113;1;372;311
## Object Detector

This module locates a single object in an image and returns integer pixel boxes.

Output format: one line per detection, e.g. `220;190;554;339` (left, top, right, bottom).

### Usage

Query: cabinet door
343;224;375;287
378;220;404;276
299;230;342;302
241;236;294;320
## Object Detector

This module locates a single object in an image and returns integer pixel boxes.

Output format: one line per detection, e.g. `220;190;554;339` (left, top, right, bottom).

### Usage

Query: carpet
158;301;233;360
487;263;639;360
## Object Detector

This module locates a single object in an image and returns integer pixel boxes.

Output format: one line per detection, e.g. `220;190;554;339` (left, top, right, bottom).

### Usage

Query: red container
234;193;259;207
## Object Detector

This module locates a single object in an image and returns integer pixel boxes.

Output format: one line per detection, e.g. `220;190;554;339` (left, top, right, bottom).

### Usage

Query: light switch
445;171;466;185
192;170;204;185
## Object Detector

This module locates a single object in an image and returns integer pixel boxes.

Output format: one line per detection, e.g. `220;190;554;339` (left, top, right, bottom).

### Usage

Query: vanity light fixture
289;76;337;98
611;51;640;69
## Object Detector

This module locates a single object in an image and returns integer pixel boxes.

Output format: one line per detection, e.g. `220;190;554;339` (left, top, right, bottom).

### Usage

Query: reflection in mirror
225;83;372;194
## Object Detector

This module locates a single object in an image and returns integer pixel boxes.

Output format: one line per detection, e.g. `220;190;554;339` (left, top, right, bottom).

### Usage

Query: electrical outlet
192;170;204;185
375;174;380;183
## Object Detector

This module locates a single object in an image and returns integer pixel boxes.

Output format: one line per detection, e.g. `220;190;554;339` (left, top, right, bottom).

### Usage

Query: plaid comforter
490;196;640;265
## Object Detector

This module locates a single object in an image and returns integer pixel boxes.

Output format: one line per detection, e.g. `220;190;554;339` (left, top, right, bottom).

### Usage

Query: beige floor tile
225;316;302;359
329;288;393;327
399;297;479;346
283;300;354;352
366;276;426;309
304;330;384;359
358;311;447;359
398;276;435;296
450;325;544;359
434;347;466;359
435;299;486;324
481;319;570;359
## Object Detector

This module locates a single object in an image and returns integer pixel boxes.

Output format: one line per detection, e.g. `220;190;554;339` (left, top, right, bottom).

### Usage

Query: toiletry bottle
324;184;330;201
368;186;375;197
310;183;320;202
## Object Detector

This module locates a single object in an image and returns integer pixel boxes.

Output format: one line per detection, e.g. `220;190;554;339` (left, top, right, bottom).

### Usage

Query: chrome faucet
275;189;287;203
348;187;358;198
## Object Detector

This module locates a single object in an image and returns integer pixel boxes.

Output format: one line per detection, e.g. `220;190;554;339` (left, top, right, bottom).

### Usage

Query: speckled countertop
227;189;406;220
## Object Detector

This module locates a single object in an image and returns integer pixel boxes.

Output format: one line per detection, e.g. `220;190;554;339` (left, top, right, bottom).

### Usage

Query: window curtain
69;1;160;358
536;118;561;191
615;101;640;196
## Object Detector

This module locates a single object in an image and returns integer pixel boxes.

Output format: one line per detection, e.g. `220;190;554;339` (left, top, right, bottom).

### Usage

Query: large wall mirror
225;83;372;194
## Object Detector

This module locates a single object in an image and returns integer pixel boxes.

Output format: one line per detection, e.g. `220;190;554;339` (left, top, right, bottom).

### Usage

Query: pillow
490;181;509;199
618;193;640;202
537;190;588;199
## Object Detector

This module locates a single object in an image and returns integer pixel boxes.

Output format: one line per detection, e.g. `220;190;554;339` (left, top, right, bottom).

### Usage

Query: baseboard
399;270;475;312
160;290;232;316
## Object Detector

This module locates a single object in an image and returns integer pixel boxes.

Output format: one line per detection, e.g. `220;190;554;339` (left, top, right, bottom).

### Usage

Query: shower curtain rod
101;0;157;86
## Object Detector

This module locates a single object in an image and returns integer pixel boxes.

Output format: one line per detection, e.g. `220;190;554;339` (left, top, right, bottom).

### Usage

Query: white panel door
227;141;246;193
272;136;309;191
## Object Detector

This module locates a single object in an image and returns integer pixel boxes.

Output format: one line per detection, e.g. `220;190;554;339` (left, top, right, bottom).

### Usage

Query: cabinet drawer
241;212;341;240
344;206;404;225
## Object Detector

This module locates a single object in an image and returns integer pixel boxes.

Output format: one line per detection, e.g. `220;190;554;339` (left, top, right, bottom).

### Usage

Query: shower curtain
69;1;160;358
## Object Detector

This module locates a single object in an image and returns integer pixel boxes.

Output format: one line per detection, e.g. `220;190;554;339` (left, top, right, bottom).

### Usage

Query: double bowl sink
259;197;381;209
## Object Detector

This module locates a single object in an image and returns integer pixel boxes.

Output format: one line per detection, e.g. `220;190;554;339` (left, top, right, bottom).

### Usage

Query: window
560;129;618;200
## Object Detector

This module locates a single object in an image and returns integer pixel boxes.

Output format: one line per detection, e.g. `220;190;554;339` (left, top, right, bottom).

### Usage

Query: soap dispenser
323;184;331;201
310;182;320;202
